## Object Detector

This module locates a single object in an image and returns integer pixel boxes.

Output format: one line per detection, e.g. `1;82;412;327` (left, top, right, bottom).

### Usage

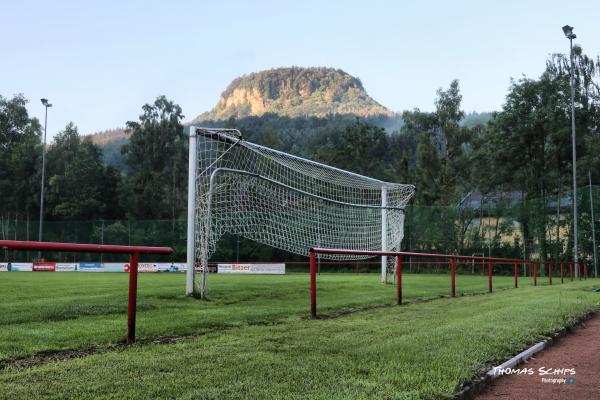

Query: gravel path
477;313;600;399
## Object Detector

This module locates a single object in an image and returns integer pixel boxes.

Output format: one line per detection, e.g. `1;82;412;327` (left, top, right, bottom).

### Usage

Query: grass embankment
0;280;597;399
0;272;534;360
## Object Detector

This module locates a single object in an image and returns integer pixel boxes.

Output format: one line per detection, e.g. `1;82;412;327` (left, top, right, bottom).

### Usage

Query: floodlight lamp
562;25;576;39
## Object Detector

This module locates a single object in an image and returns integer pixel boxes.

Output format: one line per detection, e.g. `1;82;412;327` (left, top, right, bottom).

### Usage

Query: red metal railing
0;240;172;343
308;248;585;319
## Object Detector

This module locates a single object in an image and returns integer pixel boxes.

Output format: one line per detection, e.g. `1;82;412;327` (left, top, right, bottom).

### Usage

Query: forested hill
192;67;393;122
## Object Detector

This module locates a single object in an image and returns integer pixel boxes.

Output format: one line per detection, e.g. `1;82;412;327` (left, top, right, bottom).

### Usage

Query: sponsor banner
218;263;285;274
33;262;56;272
78;262;104;272
0;263;8;272
10;262;33;272
56;263;78;272
156;263;181;272
103;263;126;273
172;263;188;272
124;263;158;273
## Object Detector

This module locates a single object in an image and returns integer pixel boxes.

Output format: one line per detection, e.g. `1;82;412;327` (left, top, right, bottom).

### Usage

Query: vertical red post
570;262;573;281
514;260;518;288
127;251;139;344
560;262;564;284
534;261;537;287
578;261;582;281
549;262;553;285
310;249;317;319
488;260;492;293
583;261;588;279
396;255;403;305
451;257;456;297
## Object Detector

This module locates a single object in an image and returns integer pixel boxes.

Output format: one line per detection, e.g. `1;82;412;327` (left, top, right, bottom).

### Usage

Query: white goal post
186;126;415;298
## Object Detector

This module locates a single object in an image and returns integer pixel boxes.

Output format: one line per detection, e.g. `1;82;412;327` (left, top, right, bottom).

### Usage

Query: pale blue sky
2;0;599;140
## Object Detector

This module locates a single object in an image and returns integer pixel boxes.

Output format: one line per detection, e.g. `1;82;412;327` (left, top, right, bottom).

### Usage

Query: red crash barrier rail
308;248;584;319
0;240;172;343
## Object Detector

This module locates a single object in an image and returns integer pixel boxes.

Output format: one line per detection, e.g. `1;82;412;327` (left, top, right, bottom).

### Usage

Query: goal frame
186;126;413;298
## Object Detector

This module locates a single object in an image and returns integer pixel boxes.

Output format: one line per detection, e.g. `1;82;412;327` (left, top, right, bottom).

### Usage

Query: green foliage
4;49;600;263
122;96;187;220
0;95;42;232
45;123;123;221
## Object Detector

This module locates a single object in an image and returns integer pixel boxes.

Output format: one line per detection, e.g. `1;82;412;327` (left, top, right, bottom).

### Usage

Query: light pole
39;98;52;253
562;25;578;277
589;171;597;277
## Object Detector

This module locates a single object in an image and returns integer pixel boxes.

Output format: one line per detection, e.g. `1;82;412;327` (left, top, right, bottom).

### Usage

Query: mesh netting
192;128;415;293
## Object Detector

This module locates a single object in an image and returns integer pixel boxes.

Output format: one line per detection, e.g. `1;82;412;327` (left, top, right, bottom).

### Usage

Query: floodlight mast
38;98;52;258
562;24;579;277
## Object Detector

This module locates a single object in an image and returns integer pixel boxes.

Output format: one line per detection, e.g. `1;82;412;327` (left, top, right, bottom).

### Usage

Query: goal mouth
187;126;416;297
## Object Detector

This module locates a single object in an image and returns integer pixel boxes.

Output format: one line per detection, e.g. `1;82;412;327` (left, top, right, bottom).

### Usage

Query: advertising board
217;263;285;274
33;262;56;272
10;263;33;272
78;262;104;272
56;263;78;272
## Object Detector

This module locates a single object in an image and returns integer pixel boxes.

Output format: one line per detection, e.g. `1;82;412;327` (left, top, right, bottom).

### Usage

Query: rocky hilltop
192;67;392;122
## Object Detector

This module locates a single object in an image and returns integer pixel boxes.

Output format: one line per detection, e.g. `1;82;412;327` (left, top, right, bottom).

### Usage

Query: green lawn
0;277;597;399
0;272;546;361
0;272;596;399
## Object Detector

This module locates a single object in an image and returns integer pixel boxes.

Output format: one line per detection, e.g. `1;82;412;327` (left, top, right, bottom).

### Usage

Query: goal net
186;127;415;297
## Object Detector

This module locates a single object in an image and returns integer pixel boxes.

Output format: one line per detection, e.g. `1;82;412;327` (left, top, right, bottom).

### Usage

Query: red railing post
549;262;552;285
396;255;403;305
583;261;588;279
488;260;492;293
514;260;518;288
127;251;139;344
570;262;573;281
451;257;456;297
310;249;317;319
578;261;582;281
534;261;537;287
560;262;564;284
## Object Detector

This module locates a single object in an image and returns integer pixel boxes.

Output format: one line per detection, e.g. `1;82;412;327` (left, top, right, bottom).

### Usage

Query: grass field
0;272;598;399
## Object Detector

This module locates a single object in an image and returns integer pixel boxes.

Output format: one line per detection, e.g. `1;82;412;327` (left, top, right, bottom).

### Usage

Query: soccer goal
186;127;415;298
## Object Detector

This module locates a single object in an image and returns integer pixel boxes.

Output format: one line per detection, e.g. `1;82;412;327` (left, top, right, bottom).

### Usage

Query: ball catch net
187;127;415;297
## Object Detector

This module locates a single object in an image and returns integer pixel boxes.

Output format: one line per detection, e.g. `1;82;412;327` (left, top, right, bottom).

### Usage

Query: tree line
1;49;600;263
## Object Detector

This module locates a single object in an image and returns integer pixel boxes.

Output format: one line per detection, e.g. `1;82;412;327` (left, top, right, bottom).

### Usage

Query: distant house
458;191;571;211
457;191;524;209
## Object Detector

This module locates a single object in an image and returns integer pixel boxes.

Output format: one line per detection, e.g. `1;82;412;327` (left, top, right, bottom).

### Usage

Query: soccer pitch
0;273;598;399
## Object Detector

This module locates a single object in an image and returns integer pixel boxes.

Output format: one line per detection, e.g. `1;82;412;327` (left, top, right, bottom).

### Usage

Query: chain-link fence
1;186;599;274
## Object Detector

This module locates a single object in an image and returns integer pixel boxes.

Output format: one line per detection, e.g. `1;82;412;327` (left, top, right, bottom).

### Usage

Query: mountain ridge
192;66;393;122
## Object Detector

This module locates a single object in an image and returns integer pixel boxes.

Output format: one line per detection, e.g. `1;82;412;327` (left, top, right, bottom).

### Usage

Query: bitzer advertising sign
218;263;285;274
33;262;56;272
